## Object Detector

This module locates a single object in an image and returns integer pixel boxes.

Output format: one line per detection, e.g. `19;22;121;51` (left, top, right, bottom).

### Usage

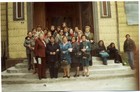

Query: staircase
2;57;135;84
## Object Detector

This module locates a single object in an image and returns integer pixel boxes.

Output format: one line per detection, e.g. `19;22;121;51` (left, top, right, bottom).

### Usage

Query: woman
46;36;60;78
71;37;81;77
59;36;72;78
24;31;33;71
107;42;123;64
97;40;109;65
55;30;64;44
34;33;47;80
80;35;91;77
44;31;52;43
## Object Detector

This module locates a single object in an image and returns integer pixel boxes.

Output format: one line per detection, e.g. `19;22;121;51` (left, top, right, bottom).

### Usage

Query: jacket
34;38;46;57
46;42;60;62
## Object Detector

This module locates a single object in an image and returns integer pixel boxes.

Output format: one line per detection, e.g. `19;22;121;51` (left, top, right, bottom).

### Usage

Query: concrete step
93;60;115;65
2;71;135;84
2;66;135;79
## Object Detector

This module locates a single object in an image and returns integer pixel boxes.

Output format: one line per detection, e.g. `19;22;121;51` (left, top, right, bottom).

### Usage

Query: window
125;1;139;25
100;1;111;18
13;2;24;20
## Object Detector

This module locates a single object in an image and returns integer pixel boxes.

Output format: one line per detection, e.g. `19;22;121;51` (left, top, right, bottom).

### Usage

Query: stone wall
7;2;28;58
97;1;118;49
117;2;139;51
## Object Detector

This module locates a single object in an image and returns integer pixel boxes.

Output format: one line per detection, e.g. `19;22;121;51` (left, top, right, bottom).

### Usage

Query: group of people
24;22;136;80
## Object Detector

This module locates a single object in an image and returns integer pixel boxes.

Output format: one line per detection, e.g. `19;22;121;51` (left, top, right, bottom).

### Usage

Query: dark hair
32;28;36;31
125;34;130;38
72;36;77;41
27;31;32;35
62;36;68;40
98;40;105;47
50;36;55;39
81;35;87;39
110;42;116;48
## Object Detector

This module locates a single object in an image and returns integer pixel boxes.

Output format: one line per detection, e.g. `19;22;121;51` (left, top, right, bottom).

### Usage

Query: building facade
1;2;139;59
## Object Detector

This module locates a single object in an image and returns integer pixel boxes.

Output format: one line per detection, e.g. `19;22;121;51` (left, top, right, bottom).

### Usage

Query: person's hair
27;31;32;35
81;35;87;39
37;25;42;28
62;36;68;40
110;42;116;48
125;34;130;38
72;36;77;41
85;26;90;29
98;40;105;47
32;28;36;31
50;36;55;40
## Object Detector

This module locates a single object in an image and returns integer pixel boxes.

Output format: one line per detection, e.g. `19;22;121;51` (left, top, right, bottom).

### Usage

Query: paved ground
2;76;137;92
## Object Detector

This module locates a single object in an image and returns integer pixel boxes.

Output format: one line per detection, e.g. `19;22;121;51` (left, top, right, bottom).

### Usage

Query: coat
46;42;60;62
123;38;136;52
34;38;46;58
24;36;33;54
59;42;72;64
80;41;91;62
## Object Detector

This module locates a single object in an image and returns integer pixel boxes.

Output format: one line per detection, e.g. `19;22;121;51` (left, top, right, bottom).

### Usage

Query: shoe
77;75;79;77
67;76;70;78
86;75;89;77
82;74;85;77
74;74;77;77
63;75;67;78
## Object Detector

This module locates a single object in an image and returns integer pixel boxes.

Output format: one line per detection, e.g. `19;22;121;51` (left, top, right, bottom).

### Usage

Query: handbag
99;51;109;57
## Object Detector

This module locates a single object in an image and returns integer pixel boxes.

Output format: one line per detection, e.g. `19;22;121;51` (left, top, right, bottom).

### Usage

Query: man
84;26;94;66
123;34;136;70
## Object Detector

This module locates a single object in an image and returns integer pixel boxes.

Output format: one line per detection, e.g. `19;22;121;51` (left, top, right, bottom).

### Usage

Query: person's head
43;29;48;34
62;22;67;28
110;42;115;48
72;36;77;43
59;30;63;35
69;28;74;34
47;31;52;37
27;31;32;38
64;27;68;33
98;40;104;47
85;26;91;33
32;28;36;35
50;36;55;43
50;25;55;31
74;27;79;32
39;33;44;40
125;34;130;39
36;25;42;32
62;36;68;43
57;26;61;31
81;35;87;42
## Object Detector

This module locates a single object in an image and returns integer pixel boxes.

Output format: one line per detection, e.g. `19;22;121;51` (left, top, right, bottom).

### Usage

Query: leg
67;65;70;78
63;67;67;77
127;51;135;69
41;57;46;78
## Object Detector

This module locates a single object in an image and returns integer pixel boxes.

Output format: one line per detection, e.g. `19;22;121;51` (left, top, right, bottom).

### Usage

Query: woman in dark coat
80;35;91;77
97;40;108;65
34;33;47;80
107;42;123;64
71;37;81;77
46;36;60;78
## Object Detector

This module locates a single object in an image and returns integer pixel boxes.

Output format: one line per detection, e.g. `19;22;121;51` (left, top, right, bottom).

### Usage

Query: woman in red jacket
34;33;47;80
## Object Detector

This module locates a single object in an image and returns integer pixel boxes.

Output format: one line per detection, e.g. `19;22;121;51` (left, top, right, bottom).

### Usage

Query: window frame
100;1;111;18
13;2;24;21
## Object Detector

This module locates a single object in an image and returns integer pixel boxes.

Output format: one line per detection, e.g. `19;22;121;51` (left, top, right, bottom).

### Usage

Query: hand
56;49;59;52
53;52;56;55
81;49;86;52
90;40;93;43
50;52;53;55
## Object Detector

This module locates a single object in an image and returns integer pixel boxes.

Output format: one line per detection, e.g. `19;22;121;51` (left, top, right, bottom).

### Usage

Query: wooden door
33;2;46;28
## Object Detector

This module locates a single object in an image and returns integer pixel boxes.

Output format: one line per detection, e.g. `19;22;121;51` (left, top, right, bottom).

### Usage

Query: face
85;27;90;33
37;27;42;31
39;34;44;40
28;32;32;37
51;26;55;31
47;32;52;37
99;41;103;46
63;37;67;43
75;27;79;32
111;43;115;47
62;22;67;27
50;37;55;43
43;30;47;34
64;27;68;32
72;37;76;42
70;29;73;34
126;35;130;39
82;36;86;42
57;27;61;31
32;30;36;35
60;30;63;35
